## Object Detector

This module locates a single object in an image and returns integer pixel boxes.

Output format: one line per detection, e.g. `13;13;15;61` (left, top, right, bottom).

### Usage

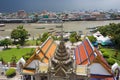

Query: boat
0;24;5;27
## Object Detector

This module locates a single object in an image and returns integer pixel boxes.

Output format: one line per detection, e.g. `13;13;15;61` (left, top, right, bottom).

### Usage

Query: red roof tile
75;48;81;64
46;43;57;58
83;39;93;56
82;60;89;65
79;44;89;64
90;54;95;62
41;39;53;53
24;37;57;68
74;38;112;76
75;39;95;65
38;52;44;59
42;58;49;63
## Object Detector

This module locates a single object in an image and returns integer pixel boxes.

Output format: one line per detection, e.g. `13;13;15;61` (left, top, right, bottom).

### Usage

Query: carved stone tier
49;41;75;79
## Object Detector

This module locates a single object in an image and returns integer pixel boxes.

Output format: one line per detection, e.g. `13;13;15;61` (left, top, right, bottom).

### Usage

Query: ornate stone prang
49;41;75;78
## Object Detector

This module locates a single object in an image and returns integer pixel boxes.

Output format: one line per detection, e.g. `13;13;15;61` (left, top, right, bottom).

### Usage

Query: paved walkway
9;46;38;48
0;47;4;51
0;46;38;51
0;75;7;80
0;73;22;80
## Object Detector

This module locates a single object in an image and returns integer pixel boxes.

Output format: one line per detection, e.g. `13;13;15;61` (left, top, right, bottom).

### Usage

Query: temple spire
49;21;75;78
61;21;64;41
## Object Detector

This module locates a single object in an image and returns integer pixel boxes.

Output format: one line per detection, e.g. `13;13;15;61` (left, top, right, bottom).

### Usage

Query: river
1;20;120;38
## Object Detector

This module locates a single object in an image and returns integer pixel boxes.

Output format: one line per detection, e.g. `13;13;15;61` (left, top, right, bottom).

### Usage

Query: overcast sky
0;0;120;12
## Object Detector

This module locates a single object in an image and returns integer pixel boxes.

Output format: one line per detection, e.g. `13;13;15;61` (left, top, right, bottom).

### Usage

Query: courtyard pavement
0;72;22;80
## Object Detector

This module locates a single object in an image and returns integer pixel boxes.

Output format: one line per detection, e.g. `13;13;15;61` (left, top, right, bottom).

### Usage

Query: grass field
100;48;120;65
25;40;41;46
0;48;33;62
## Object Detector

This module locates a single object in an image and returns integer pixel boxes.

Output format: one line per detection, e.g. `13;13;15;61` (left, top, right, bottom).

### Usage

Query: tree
11;25;28;45
70;32;77;38
1;38;12;49
88;36;97;42
70;32;81;41
97;23;120;48
40;32;49;42
69;37;76;45
11;55;17;65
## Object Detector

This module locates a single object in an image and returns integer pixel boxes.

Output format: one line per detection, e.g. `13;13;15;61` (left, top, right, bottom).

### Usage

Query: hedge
107;58;115;65
103;52;109;58
6;68;16;77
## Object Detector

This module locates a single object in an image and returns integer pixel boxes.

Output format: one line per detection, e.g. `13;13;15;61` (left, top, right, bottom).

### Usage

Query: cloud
0;0;120;12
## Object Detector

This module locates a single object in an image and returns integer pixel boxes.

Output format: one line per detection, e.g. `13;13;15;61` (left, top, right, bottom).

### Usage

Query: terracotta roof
22;69;35;75
74;38;96;65
41;38;53;53
40;37;57;63
23;37;57;68
74;38;113;78
45;43;57;59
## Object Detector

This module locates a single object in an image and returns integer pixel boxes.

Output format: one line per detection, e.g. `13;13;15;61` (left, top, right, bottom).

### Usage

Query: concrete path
0;46;38;51
0;47;4;51
0;73;22;80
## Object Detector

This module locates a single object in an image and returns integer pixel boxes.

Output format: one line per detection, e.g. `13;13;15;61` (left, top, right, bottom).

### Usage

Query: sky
0;0;120;12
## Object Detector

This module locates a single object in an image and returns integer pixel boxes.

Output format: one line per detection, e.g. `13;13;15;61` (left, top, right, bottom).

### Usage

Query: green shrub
16;44;20;49
107;58;115;65
23;55;30;61
10;55;17;64
0;57;4;62
100;49;105;53
103;52;109;58
6;68;16;77
87;36;97;42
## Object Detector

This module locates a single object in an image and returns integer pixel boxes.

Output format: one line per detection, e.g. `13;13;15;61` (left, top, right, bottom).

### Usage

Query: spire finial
61;21;64;41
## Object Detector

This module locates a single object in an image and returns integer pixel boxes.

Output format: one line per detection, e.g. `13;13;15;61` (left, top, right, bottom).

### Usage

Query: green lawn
25;40;41;46
100;48;120;65
0;48;33;62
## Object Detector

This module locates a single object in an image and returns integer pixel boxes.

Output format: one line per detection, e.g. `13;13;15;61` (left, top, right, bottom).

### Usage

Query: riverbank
1;20;120;38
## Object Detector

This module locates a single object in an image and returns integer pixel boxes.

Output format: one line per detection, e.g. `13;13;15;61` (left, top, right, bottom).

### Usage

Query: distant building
93;31;112;46
17;10;27;19
91;12;106;20
38;18;62;23
0;13;2;18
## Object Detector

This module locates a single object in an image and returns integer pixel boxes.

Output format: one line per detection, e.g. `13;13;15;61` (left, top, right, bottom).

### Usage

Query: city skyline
0;0;120;12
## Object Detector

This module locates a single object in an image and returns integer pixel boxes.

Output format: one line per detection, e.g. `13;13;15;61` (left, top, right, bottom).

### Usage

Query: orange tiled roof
24;37;57;68
22;69;35;75
41;38;53;53
45;43;57;58
39;37;57;63
74;38;96;65
38;52;44;59
74;38;113;78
